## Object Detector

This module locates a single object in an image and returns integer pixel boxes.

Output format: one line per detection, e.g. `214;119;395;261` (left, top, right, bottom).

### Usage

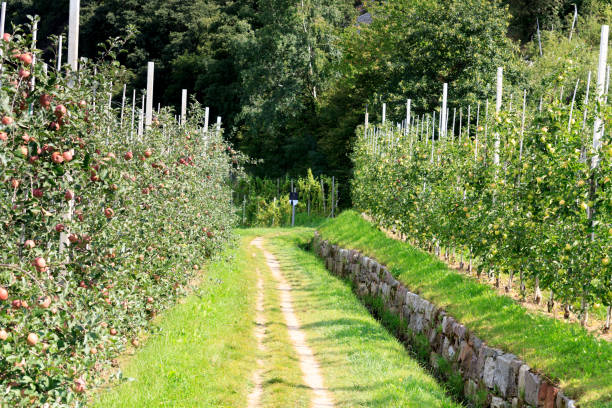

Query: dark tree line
6;0;610;205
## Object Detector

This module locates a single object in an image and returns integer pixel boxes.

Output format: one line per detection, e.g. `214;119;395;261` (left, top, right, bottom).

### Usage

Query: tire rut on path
246;258;265;408
251;237;335;408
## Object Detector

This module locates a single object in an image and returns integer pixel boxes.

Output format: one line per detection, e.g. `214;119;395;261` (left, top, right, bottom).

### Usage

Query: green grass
318;210;612;408
263;229;461;408
92;236;258;408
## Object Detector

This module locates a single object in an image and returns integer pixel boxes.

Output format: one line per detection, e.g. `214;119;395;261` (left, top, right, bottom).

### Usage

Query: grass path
93;227;460;407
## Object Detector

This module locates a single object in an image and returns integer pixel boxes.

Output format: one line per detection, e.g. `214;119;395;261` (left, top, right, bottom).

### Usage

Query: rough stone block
423;300;436;322
518;364;530;397
494;353;518;398
483;356;496;388
442;316;455;336
452;322;467;341
491;396;509;408
524;371;541;406
476;345;499;380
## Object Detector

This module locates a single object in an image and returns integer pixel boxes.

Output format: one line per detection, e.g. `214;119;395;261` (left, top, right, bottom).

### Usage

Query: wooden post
181;89;187;125
68;0;80;71
145;62;154;128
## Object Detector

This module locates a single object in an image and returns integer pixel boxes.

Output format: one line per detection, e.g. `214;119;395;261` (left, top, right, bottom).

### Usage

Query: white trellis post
138;93;144;138
365;105;369;137
494;67;503;166
120;84;126;128
569;4;578;41
441;84;447;138
586;25;609;328
181;89;187;125
216;116;222;136
146;62;154;128
0;2;6;71
406;99;411;136
536;18;543;57
382;103;386;125
130;89;136;140
204;107;210;133
68;0;80;71
592;25;609;170
56;35;63;71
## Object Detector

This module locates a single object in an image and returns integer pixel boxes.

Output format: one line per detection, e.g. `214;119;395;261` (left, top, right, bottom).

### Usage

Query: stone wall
312;232;576;408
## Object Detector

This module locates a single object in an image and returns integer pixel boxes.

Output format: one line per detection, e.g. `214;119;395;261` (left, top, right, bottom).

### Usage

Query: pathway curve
251;237;335;408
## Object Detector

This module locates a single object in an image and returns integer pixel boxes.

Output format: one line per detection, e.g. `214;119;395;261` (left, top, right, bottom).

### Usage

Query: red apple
18;68;30;78
51;152;64;164
0;287;8;301
0;329;8;341
73;378;86;393
26;333;38;346
77;100;87;109
0;131;7;141
65;190;74;201
18;145;28;157
32;188;43;198
55;224;65;232
144;149;153;158
54;104;67;118
38;296;51;309
23;240;35;249
62;150;73;162
39;94;52;109
109;328;117;336
3;33;11;42
68;234;78;243
1;116;13;125
33;257;47;269
104;208;114;219
124;151;133;160
19;53;32;65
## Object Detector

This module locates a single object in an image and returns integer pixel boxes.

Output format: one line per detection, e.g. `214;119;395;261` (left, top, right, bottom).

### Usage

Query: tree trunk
580;294;589;327
547;290;554;313
506;270;514;292
534;276;542;304
605;306;611;333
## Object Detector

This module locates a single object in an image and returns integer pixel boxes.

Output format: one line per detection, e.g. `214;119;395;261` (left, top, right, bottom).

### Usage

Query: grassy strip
318;211;612;407
264;229;461;408
245;230;311;407
92;236;258;408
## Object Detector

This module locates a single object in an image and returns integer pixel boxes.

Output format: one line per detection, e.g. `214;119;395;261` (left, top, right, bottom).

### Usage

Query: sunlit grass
318;210;612;407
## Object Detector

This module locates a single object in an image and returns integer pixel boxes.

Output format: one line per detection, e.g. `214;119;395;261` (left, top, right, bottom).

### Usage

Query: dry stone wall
312;232;577;408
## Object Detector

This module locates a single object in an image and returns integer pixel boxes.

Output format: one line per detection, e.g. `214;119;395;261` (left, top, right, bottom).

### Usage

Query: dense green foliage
233;170;337;226
9;0;609;202
351;66;611;327
0;23;241;406
318;211;612;406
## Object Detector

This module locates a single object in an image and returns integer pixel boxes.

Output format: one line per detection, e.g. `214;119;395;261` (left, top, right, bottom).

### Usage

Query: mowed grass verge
318;211;612;408
92;235;258;408
263;229;461;408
